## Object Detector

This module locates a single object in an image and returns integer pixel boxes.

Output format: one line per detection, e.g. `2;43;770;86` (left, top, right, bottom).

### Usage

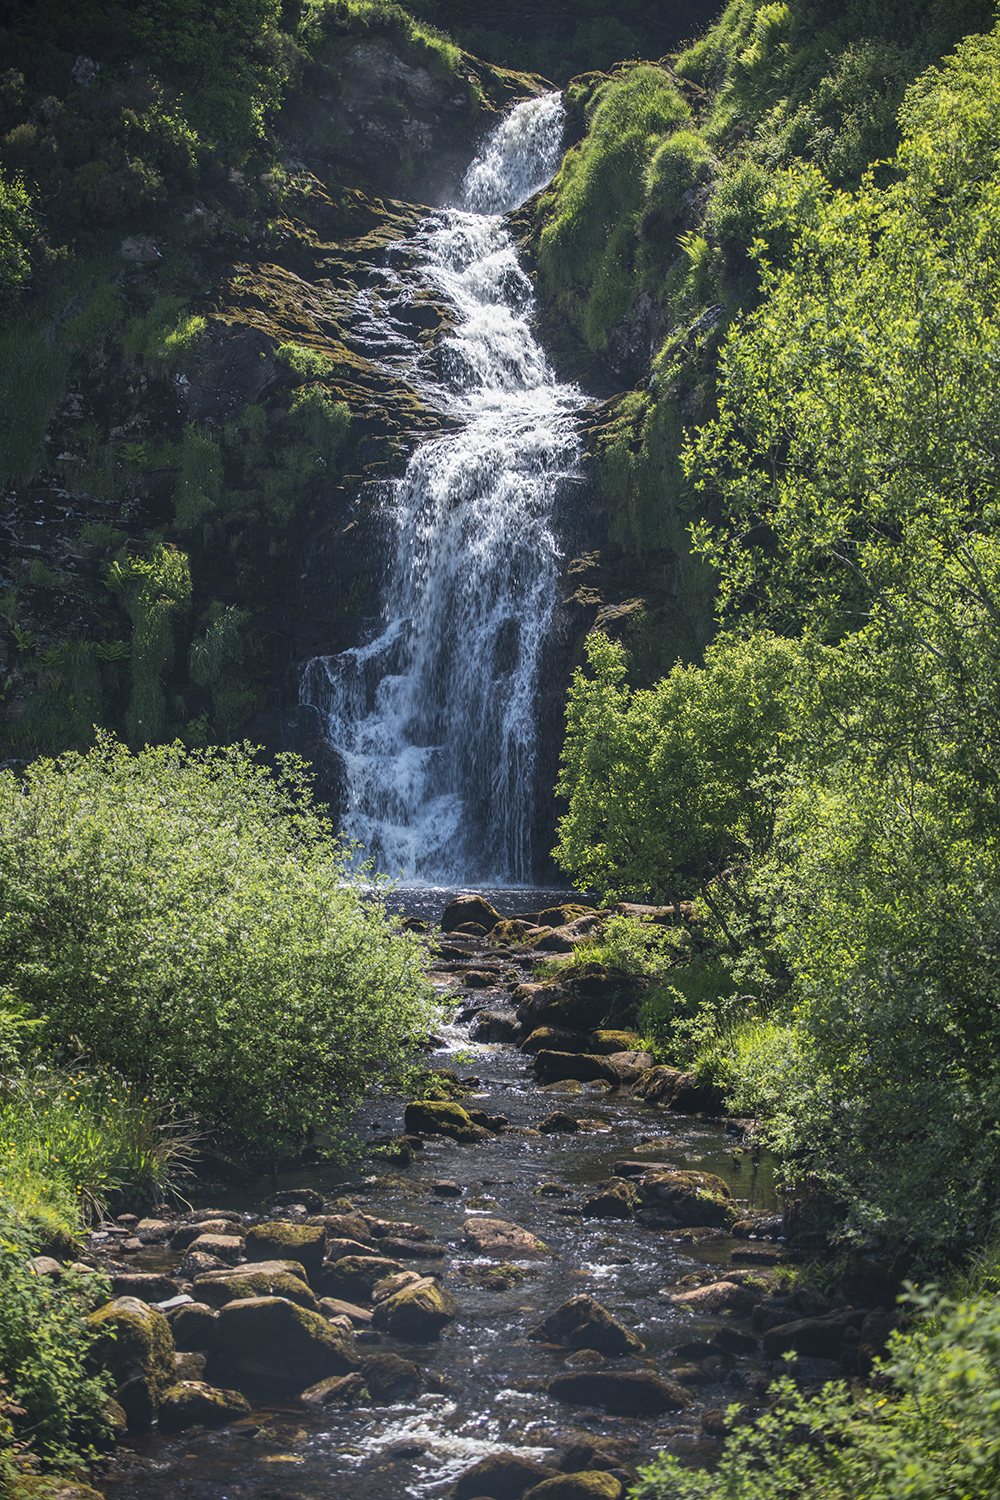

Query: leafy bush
633;1290;1000;1500
0;735;436;1156
0;169;37;310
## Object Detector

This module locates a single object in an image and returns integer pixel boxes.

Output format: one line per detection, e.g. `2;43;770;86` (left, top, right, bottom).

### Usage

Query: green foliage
537;65;690;349
107;544;192;745
0;1204;112;1473
308;0;462;80
553;629;805;908
276;340;335;378
189;604;263;737
0;735;436;1155
0;1070;192;1222
632;1290;1000;1500
123;295;204;368
0;169;37;310
0;318;69;484
174;424;222;527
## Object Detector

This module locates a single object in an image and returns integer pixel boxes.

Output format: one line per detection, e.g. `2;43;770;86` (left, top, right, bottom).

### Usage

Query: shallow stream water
107;890;785;1500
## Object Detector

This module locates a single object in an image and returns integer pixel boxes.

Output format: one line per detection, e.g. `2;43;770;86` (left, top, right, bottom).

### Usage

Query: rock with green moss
453;1451;558;1499
193;1261;316;1310
524;1473;623;1500
86;1295;176;1432
637;1169;733;1227
370;1275;457;1341
243;1221;326;1277
212;1295;359;1385
528;1295;644;1356
322;1255;406;1303
11;1479;107;1500
157;1380;250;1432
298;1370;370;1407
403;1100;492;1142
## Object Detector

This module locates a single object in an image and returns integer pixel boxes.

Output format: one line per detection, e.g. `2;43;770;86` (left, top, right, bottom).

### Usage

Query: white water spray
298;94;585;881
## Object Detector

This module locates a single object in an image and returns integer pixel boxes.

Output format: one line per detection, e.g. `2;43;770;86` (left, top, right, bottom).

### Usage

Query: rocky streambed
65;891;904;1500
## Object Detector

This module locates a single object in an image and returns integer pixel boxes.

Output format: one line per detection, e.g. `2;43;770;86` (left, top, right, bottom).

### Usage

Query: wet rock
463;1218;549;1258
549;1370;692;1414
86;1297;176;1432
471;1009;521;1041
314;1213;374;1242
372;1270;424;1302
325;1237;380;1260
430;1180;462;1198
671;1364;713;1385
763;1309;864;1360
537;1111;580;1134
467;1109;510;1133
669;1280;756;1316
441;895;501;933
630;1066;724;1113
637;1170;733;1228
322;1256;405;1303
590;1030;642;1054
533;1051;614;1083
700;1408;730;1437
213;1296;359;1385
370;1275;457;1340
379;1237;444;1260
601;1051;656;1086
136;1218;173;1243
173;1351;206;1380
244;1222;326;1277
170;1220;245;1250
788;1356;847;1385
453;1452;558;1499
360;1351;422;1400
364;1216;432;1241
581;1180;637;1220
194;1263;317;1311
458;1262;535;1291
713;1327;758;1354
403;1100;493;1142
187;1233;244;1264
299;1370;370;1407
529;1295;644;1356
264;1188;326;1213
169;1302;218;1350
520;1028;591;1055
158;1380;250;1432
318;1296;372;1327
177;1250;227;1278
109;1272;182;1302
524;1475;623;1500
559;1440;631;1473
563;1348;607;1367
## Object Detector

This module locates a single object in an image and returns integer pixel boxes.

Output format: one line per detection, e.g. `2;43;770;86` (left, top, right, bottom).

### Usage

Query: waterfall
298;93;585;883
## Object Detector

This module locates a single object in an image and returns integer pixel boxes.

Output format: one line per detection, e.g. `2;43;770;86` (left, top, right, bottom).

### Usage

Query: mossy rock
86;1296;176;1420
403;1099;491;1142
11;1480;107;1500
212;1295;359;1385
370;1275;456;1341
637;1170;733;1227
157;1380;250;1433
244;1220;326;1275
321;1255;406;1303
591;1029;642;1054
524;1474;623;1500
453;1451;558;1499
194;1262;316;1310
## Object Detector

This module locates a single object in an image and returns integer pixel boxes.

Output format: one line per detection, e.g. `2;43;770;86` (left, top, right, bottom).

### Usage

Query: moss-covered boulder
11;1480;107;1500
359;1351;422;1401
528;1295;643;1356
440;894;501;932
591;1029;642;1054
453;1452;558;1499
322;1255;406;1303
520;1027;596;1054
169;1301;219;1349
86;1296;176;1432
403;1099;492;1142
157;1380;250;1433
524;1475;624;1500
194;1261;317;1310
370;1275;457;1341
212;1295;359;1385
244;1221;326;1277
299;1370;370;1407
637;1170;733;1227
549;1369;692;1414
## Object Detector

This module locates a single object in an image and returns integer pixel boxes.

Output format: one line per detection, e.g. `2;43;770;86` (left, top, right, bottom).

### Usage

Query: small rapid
298;95;585;883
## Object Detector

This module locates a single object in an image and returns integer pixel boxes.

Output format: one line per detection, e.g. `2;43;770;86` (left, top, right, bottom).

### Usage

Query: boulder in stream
168;1301;218;1350
370;1274;457;1340
359;1350;422;1400
637;1170;734;1228
463;1217;550;1258
521;1027;596;1054
548;1369;692;1414
157;1380;250;1432
244;1221;326;1277
86;1296;176;1432
322;1255;406;1302
630;1065;724;1113
440;895;501;932
669;1279;757;1316
528;1294;644;1356
403;1099;493;1142
194;1262;317;1310
212;1295;359;1384
299;1370;370;1407
453;1451;558;1499
524;1474;624;1500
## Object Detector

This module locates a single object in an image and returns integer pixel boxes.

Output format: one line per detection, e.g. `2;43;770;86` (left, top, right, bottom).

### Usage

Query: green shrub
174;423;222;527
632;1290;1000;1500
123;295;204;367
0;169;36;310
107;544;192;745
276;340;335;379
0;735;436;1156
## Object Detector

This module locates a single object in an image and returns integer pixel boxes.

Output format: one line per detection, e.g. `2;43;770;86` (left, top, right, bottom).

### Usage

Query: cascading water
298;94;586;883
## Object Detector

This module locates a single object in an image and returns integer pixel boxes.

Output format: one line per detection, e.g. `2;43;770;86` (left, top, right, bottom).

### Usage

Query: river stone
187;1233;244;1264
157;1380;250;1432
581;1180;637;1220
430;1180;462;1197
324;1256;406;1302
453;1452;558;1499
173;1350;207;1380
471;1009;521;1041
264;1187;326;1212
370;1275;457;1340
325;1237;380;1260
564;1348;606;1367
440;895;501;932
601;1051;656;1085
463;1217;549;1258
403;1099;492;1142
379;1236;444;1260
299;1370;370;1407
533;1051;616;1083
524;1475;623;1500
630;1066;724;1113
109;1272;182;1301
537;1110;580;1133
549;1369;692;1415
360;1351;422;1400
169;1302;218;1350
529;1295;643;1356
213;1296;359;1384
713;1326;758;1354
194;1263;317;1310
521;1027;595;1055
318;1295;373;1328
590;1029;642;1054
312;1212;374;1242
763;1309;863;1359
86;1297;176;1431
637;1170;733;1228
372;1270;424;1302
669;1279;757;1316
244;1221;326;1276
364;1216;432;1240
171;1220;245;1250
559;1440;632;1473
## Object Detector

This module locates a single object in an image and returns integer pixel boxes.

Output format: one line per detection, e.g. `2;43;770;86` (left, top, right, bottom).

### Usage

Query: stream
106;889;786;1500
